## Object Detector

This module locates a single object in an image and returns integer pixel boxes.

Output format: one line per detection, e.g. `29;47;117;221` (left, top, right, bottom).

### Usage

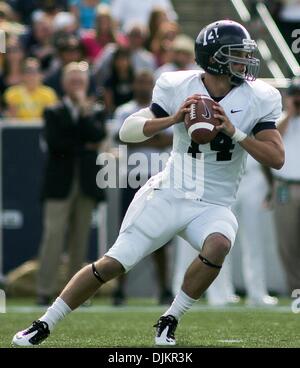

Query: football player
13;20;284;346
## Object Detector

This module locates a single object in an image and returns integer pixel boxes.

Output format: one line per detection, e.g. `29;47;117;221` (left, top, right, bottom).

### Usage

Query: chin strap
92;263;106;283
199;254;222;269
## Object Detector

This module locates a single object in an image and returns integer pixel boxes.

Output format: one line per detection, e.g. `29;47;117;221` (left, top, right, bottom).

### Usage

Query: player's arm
213;105;285;170
239;129;284;170
119;95;201;143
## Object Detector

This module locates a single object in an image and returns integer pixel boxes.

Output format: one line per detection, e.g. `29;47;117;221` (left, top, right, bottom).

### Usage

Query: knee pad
92;263;107;283
198;254;222;269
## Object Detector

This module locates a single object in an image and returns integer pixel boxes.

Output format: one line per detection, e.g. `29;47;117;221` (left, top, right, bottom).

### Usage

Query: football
184;95;221;145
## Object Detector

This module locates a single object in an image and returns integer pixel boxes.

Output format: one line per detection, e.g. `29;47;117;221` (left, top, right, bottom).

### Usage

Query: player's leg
155;205;237;345
12;255;125;346
206;253;236;306
12;186;177;346
154;233;230;345
181;233;230;297
112;180;139;306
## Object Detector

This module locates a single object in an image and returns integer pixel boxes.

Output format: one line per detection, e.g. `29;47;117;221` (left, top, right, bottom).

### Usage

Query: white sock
163;289;198;321
39;297;72;331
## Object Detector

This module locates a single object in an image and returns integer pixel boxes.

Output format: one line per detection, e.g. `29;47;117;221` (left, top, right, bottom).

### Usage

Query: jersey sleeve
150;73;174;118
252;87;282;135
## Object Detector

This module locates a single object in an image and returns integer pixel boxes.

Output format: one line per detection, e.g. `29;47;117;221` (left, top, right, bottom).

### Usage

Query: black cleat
154;315;178;345
12;320;50;346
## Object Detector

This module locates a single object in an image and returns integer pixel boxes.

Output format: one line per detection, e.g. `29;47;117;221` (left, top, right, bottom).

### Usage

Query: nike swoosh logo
231;109;242;113
202;103;211;119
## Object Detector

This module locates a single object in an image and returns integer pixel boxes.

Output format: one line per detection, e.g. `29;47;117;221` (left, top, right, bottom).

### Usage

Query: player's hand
171;94;202;125
213;105;236;137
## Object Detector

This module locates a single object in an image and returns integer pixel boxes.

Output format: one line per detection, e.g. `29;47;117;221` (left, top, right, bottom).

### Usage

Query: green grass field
1;297;299;348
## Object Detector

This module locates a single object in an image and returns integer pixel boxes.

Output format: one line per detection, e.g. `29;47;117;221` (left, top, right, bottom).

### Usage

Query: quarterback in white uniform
13;20;285;347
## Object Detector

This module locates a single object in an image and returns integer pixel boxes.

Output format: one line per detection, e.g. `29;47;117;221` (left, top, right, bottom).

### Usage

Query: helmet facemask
213;39;260;85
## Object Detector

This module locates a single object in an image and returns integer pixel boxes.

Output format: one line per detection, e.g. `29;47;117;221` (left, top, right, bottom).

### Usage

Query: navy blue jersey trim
252;121;276;135
150;103;170;118
211;96;225;102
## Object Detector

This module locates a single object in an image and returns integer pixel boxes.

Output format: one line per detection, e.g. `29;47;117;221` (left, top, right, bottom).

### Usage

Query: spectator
103;47;134;115
265;77;300;293
125;24;156;71
0;35;25;100
81;4;127;63
149;21;179;66
20;11;55;72
52;11;78;35
112;70;174;305
44;33;96;98
93;23;156;88
146;7;168;50
4;57;57;121
37;61;107;305
154;34;199;79
111;0;177;32
69;0;103;30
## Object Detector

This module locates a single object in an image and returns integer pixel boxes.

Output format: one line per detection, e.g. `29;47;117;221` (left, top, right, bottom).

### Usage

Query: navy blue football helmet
195;20;260;85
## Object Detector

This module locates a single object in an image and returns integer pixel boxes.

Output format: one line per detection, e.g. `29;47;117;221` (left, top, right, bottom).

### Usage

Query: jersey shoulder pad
246;79;282;122
156;70;201;90
247;79;281;104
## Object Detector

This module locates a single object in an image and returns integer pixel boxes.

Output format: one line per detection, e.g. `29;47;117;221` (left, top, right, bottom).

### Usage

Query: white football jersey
151;70;282;207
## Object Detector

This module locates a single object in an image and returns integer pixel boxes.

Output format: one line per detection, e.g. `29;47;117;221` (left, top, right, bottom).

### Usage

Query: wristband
231;128;247;143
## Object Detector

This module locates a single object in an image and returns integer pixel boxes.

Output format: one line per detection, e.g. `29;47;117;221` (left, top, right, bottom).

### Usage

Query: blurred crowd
0;0;198;120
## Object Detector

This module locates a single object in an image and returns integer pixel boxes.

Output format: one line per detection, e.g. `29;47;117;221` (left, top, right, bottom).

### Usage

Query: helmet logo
203;27;219;46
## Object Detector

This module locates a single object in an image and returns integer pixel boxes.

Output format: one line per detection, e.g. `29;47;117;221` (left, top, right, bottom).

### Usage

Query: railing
256;2;300;77
230;0;300;78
